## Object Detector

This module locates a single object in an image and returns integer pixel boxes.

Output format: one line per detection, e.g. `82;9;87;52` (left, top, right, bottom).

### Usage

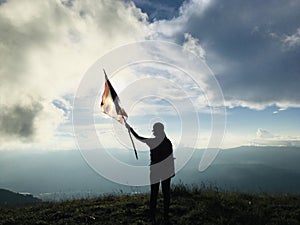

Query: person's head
152;122;165;137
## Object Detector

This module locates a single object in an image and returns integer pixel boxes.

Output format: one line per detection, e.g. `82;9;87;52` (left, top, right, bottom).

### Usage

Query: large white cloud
0;0;149;148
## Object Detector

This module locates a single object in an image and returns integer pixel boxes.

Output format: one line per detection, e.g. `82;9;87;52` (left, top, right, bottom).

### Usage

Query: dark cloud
0;0;6;6
155;0;300;108
195;0;300;107
0;102;43;140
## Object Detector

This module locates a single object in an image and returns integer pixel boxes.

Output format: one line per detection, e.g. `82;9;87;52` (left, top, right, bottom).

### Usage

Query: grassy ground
1;185;300;225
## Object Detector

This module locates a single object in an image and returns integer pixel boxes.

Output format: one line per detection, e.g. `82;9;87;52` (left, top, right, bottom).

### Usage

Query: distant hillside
1;146;300;201
0;189;41;206
0;186;299;225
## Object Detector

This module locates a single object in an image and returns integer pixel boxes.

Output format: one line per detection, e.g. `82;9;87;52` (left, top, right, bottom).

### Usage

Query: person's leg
162;177;171;218
150;182;159;221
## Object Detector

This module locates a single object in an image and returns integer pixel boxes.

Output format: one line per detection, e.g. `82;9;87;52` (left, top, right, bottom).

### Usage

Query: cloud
0;0;149;148
252;129;300;147
256;129;274;139
150;0;300;110
219;129;300;148
1;0;299;150
282;28;300;49
150;0;212;40
0;102;42;141
183;33;206;59
99;62;214;116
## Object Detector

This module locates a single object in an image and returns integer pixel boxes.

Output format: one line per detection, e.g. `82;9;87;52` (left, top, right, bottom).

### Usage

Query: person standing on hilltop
125;122;175;223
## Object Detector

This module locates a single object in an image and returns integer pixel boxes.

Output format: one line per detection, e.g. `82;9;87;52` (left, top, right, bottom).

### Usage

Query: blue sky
0;0;299;151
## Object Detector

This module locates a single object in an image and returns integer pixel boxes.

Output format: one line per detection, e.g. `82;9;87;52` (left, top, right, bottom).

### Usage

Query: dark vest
150;137;173;165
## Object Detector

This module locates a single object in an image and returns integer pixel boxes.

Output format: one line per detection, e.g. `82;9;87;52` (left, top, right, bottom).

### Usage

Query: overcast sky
0;0;299;151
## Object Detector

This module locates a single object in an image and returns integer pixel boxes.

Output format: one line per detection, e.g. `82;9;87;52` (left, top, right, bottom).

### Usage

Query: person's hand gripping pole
123;116;138;160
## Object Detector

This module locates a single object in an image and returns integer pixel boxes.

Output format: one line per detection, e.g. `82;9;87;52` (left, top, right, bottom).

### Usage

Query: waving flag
101;70;128;124
100;69;138;159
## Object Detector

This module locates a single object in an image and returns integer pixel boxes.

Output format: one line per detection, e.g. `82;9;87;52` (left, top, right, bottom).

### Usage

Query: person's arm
125;123;148;143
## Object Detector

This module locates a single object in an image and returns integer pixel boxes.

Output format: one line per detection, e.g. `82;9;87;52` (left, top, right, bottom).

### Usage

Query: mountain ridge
0;189;41;206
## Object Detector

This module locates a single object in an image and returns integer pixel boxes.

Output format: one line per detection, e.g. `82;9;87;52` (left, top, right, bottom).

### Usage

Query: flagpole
123;116;138;160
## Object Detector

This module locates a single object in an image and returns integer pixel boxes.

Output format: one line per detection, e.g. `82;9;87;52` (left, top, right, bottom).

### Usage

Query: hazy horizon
1;146;300;201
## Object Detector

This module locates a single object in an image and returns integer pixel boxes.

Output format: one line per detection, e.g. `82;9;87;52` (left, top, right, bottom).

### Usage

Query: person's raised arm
125;122;148;143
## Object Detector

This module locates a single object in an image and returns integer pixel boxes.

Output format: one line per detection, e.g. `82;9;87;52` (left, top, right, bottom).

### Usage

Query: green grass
1;185;300;225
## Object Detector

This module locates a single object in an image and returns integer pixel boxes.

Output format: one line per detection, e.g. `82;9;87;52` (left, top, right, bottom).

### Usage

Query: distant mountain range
0;146;300;201
0;189;41;206
175;146;300;193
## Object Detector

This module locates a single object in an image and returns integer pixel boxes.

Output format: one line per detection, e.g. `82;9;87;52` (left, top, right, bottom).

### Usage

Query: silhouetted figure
126;122;175;223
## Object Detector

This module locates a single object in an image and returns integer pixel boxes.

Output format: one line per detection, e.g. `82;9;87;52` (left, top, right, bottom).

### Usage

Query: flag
100;69;138;160
101;70;128;124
